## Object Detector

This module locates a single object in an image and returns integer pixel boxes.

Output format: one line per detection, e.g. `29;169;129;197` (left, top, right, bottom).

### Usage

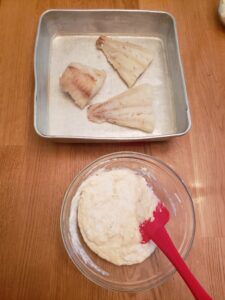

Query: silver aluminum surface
34;9;191;142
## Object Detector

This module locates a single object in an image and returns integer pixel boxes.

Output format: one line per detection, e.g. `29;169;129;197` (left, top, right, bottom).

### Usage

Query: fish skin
87;84;154;133
96;36;153;87
59;63;106;109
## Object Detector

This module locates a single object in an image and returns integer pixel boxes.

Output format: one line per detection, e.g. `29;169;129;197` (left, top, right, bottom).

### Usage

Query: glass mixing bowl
60;152;195;292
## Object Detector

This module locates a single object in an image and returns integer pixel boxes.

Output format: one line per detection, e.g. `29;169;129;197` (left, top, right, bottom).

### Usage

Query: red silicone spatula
139;202;212;300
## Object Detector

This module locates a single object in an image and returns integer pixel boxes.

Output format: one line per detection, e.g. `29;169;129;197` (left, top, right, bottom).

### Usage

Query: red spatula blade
139;202;169;243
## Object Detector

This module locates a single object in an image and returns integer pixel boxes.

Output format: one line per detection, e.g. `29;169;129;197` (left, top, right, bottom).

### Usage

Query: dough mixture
72;168;159;266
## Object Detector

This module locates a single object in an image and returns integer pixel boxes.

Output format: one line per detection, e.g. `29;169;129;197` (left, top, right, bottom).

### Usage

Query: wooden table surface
1;0;225;299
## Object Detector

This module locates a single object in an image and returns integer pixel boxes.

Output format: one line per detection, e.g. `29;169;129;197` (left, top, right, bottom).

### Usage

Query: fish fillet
96;36;153;87
87;84;154;133
59;63;106;109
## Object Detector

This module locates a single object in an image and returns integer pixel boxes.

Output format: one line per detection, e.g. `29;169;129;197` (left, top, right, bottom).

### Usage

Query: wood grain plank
0;1;35;146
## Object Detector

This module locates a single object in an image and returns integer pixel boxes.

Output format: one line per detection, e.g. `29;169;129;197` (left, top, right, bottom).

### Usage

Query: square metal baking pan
34;9;191;142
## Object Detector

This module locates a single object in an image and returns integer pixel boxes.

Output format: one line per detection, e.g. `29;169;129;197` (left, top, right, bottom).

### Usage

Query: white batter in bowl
72;168;159;265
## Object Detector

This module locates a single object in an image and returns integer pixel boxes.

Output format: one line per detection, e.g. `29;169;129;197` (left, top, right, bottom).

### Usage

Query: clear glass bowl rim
60;151;196;292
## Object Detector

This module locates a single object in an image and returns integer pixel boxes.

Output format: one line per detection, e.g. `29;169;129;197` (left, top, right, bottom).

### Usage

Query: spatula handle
152;227;212;300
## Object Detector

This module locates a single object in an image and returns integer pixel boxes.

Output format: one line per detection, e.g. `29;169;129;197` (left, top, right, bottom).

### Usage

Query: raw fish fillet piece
96;36;153;87
87;84;154;133
59;63;106;109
